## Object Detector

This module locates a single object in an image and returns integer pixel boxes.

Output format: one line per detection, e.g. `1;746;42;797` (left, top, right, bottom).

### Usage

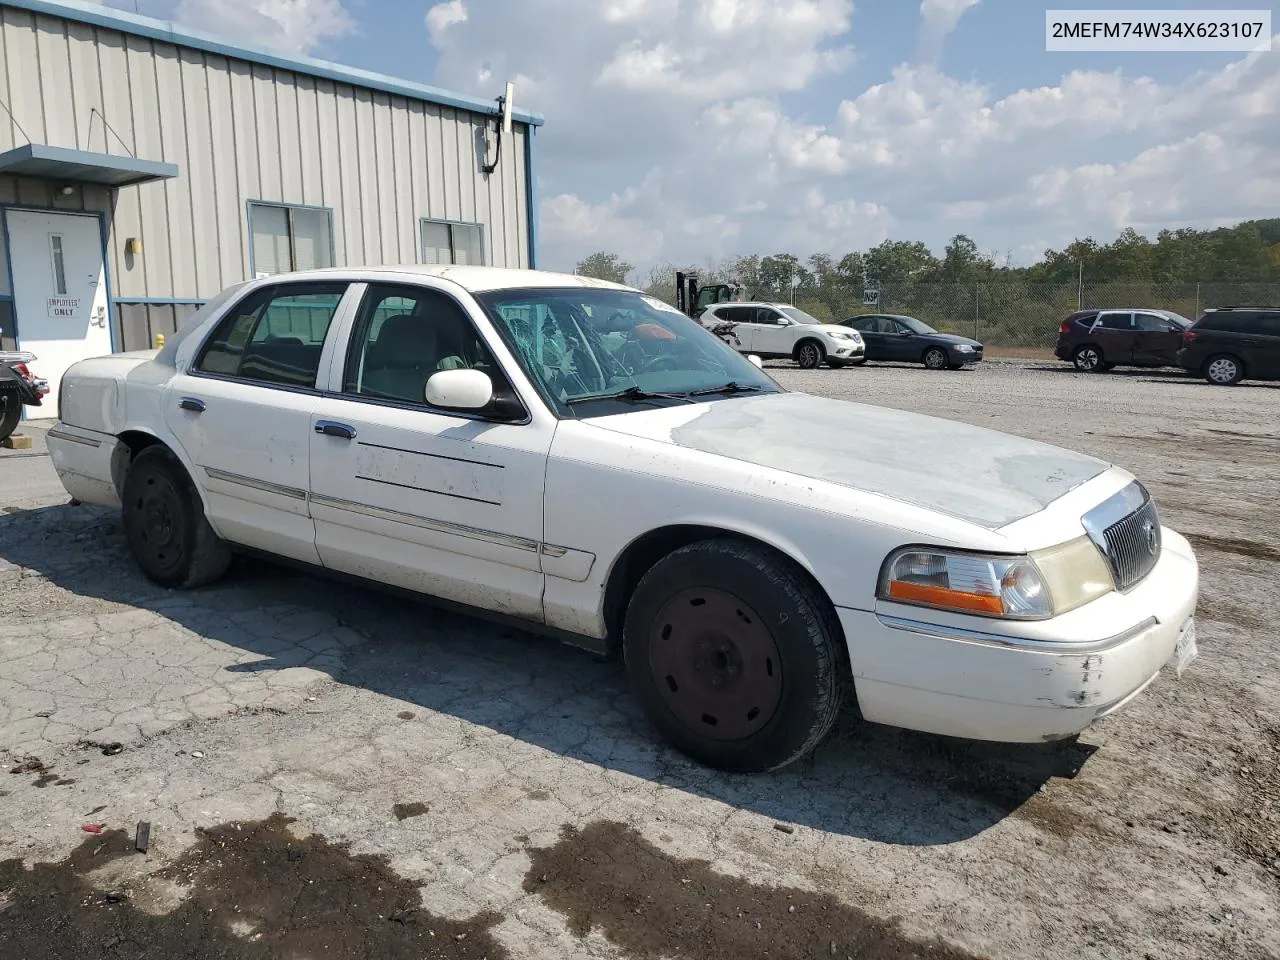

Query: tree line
574;218;1280;301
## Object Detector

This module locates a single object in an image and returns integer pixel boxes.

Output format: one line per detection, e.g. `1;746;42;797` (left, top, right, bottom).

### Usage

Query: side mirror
425;368;493;411
748;355;764;369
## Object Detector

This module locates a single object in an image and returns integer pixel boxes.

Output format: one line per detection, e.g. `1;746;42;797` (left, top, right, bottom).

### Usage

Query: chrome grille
1082;482;1161;592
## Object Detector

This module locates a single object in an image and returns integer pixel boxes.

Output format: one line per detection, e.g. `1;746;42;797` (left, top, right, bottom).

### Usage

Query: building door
5;209;112;418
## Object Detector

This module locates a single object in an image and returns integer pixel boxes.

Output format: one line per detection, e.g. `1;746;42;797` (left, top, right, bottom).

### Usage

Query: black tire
122;445;232;589
923;347;948;370
1072;344;1106;372
794;341;824;370
0;397;20;443
622;538;846;773
1203;353;1244;386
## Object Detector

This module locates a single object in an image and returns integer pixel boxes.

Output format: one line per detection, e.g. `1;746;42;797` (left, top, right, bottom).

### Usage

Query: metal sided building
0;0;542;415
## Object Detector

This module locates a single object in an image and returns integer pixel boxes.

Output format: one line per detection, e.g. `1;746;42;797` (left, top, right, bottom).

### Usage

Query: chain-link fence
785;282;1280;350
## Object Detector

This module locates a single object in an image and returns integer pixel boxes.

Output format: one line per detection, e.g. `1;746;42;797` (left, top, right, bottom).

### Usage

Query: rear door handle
315;420;357;440
179;397;205;413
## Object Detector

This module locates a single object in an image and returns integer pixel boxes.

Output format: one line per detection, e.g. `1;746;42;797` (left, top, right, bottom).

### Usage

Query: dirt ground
1;358;1277;960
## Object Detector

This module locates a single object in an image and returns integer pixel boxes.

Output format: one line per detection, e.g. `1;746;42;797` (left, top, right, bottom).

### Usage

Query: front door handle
179;397;205;413
315;420;357;440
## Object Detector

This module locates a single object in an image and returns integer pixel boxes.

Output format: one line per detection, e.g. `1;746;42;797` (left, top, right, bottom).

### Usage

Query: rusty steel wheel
647;588;783;742
623;538;846;772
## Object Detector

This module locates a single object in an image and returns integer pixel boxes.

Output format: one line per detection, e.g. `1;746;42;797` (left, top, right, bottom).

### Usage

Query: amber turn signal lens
887;580;1006;615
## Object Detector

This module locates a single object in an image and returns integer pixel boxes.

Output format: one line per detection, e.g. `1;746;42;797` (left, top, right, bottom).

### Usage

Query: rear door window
196;283;348;388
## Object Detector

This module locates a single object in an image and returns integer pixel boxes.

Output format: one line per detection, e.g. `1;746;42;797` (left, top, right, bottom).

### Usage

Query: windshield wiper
685;382;763;398
566;385;696;406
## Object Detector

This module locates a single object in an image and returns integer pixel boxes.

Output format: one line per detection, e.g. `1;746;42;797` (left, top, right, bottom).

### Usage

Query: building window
249;202;334;277
50;235;67;295
420;219;484;266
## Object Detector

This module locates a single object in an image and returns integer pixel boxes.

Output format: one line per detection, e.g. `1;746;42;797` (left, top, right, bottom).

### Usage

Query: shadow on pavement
0;501;1098;847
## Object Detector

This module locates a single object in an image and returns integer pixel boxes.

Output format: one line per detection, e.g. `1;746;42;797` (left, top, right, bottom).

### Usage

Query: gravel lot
1;358;1277;959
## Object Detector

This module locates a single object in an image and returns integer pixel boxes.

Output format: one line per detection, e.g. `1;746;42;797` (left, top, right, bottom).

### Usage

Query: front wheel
795;342;823;369
0;397;20;442
1204;354;1243;386
923;347;948;370
122;445;232;588
622;539;846;772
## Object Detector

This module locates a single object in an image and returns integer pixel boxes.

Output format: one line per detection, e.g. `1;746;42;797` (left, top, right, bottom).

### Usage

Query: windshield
898;316;938;334
1165;312;1192;328
780;306;822;325
474;288;781;415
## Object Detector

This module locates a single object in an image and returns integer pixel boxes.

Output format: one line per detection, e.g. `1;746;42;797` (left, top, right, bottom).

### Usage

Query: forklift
675;271;741;319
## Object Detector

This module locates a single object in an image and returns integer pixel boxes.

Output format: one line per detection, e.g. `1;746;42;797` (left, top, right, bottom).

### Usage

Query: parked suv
1055;308;1191;373
1177;307;1280;386
700;303;865;369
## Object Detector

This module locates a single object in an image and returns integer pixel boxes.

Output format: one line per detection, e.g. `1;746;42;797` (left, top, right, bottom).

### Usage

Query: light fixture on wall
58;184;75;197
125;237;142;256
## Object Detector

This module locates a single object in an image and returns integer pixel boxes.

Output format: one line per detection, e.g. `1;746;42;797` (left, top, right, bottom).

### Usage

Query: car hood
920;332;981;347
587;392;1109;529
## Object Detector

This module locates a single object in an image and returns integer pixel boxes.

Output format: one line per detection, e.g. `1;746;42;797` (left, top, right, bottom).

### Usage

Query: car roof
709;301;790;308
1083;307;1180;314
250;264;639;294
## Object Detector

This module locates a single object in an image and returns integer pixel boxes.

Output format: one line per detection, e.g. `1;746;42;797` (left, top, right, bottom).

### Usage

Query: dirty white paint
45;266;1203;745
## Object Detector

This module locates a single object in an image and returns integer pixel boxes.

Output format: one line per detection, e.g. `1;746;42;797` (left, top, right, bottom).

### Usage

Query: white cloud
917;0;979;62
173;0;354;54
425;0;468;44
423;2;1280;273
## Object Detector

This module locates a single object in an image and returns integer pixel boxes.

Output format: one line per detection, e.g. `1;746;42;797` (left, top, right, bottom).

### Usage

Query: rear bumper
46;422;124;507
837;527;1199;743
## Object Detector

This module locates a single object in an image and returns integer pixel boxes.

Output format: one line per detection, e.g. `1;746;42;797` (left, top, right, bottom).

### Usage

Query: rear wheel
1072;344;1105;372
795;341;824;369
622;539;846;772
122;445;232;588
0;397;20;442
923;347;948;370
1204;354;1244;386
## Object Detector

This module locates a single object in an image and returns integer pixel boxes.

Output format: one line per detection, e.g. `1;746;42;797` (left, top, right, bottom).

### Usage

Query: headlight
879;537;1113;620
954;344;974;353
826;331;853;341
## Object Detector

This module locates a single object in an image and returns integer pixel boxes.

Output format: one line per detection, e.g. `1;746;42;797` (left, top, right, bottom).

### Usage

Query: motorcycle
0;351;50;443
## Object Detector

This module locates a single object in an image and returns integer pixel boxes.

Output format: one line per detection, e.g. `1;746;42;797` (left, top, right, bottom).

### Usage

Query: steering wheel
640;353;681;373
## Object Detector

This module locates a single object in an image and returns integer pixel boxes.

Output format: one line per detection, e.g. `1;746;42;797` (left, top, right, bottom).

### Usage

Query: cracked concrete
2;363;1279;960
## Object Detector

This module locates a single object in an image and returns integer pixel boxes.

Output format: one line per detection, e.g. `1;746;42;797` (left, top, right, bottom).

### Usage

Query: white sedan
699;302;865;369
46;266;1199;772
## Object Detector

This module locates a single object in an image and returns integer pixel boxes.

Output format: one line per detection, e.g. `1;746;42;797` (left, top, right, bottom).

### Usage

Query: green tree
759;254;805;297
937;234;994;282
575;251;634;284
863;240;939;283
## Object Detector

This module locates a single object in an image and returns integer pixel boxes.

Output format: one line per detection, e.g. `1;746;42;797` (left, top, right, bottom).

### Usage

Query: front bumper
837;527;1199;743
828;340;865;359
950;346;982;363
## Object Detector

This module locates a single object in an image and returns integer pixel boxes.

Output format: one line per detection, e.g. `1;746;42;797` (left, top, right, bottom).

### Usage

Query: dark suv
1177;307;1280;386
1054;308;1191;372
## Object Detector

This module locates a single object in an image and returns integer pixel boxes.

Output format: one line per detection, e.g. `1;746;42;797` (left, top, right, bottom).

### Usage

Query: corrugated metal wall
0;5;531;311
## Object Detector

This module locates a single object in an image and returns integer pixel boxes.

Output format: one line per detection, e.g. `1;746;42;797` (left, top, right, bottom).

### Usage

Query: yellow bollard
154;332;165;349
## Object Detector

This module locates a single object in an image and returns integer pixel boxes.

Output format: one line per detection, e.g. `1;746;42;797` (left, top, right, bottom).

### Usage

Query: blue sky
109;0;1279;275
